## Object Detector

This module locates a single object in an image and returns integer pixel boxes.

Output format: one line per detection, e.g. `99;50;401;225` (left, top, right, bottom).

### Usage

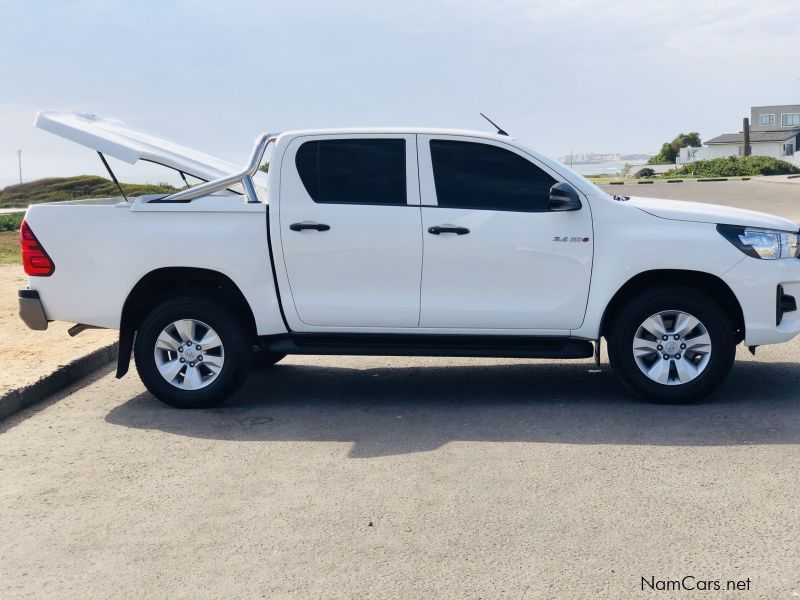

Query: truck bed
22;194;286;336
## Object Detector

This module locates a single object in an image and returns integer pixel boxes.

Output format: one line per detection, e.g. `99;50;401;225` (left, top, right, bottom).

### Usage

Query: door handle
290;222;331;232
428;225;470;235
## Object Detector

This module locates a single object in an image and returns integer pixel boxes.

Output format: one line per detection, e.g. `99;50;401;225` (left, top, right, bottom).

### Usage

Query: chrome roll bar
156;132;274;203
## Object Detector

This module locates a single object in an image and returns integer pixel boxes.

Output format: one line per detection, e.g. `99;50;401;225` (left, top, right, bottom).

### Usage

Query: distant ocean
567;160;646;177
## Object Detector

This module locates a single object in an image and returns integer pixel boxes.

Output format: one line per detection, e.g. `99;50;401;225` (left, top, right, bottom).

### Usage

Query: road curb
603;177;752;186
0;342;118;421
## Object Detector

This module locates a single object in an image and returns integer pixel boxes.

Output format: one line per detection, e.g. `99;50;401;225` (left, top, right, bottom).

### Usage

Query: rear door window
295;139;407;205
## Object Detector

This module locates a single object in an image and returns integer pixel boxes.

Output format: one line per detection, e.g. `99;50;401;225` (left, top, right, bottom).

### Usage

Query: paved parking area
599;178;800;222
2;344;800;599
2;181;800;599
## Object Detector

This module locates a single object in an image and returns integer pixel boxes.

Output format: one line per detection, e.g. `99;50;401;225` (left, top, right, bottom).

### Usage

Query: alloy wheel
153;318;225;390
632;310;712;385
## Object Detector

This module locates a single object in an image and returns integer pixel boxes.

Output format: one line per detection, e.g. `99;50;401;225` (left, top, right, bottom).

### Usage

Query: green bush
665;156;800;178
648;132;702;165
634;167;656;179
648;142;678;165
0;176;177;208
0;213;23;232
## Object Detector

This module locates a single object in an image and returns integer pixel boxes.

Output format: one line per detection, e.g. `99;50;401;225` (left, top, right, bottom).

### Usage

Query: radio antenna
479;113;509;136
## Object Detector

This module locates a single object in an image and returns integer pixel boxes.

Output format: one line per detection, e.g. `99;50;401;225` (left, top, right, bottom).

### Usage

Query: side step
263;333;594;360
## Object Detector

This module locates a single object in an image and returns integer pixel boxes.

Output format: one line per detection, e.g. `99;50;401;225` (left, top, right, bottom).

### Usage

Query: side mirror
549;182;582;211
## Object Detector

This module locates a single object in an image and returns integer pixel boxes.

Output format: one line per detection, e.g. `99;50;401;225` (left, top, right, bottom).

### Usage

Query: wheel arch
116;267;257;378
599;269;745;342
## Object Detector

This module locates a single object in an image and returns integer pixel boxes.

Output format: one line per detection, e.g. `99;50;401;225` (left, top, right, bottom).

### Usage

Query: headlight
717;224;800;259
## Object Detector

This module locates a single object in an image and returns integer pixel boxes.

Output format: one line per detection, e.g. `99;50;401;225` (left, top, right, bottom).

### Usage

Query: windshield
516;141;611;199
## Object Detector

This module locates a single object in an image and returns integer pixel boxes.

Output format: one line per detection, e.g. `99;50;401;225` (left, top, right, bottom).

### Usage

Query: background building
678;105;800;165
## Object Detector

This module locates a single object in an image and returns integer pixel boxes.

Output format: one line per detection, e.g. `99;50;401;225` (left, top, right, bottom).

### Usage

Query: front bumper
724;258;800;346
18;288;48;331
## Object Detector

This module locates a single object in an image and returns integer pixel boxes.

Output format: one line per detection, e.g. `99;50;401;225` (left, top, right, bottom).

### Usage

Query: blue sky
1;0;799;183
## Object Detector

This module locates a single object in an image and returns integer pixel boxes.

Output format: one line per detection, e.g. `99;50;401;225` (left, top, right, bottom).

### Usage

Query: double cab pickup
18;111;800;407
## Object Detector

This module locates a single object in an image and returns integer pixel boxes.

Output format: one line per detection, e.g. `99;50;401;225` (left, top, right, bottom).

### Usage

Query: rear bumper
18;288;48;330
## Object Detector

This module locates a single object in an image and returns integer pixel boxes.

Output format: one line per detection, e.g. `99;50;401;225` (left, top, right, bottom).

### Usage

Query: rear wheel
607;287;736;403
134;296;252;408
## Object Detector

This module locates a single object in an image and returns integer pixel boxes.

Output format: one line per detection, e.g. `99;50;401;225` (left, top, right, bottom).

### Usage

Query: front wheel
134;296;252;408
607;287;736;403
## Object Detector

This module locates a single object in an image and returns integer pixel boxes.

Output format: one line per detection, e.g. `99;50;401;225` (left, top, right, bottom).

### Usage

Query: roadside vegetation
0;177;178;264
587;156;800;183
0;213;23;232
0;214;23;264
647;132;702;165
0;234;20;265
0;176;177;208
665;156;800;178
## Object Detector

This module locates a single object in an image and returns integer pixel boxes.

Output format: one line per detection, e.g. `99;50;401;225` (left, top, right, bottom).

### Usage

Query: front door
278;134;422;328
417;135;593;330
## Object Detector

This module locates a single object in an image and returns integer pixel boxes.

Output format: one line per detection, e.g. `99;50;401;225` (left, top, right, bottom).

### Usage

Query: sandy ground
0;265;116;395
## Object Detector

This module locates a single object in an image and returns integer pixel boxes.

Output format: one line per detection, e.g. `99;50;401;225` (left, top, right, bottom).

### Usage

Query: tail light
20;220;55;276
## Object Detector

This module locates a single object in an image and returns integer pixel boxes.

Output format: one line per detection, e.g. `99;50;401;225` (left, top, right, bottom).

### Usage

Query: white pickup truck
18;111;800;407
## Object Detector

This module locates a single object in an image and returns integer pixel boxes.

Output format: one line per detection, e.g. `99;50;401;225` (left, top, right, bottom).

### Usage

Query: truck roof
277;127;514;141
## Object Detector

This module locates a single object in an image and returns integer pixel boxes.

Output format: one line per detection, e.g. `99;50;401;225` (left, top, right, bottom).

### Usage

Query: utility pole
742;118;751;156
17;149;22;184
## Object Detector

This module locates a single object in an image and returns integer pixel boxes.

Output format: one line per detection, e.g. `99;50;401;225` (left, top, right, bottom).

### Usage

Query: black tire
606;286;736;403
134;296;252;408
252;348;286;369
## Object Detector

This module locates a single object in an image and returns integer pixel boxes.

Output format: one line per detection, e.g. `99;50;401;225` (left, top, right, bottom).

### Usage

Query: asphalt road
2;181;800;599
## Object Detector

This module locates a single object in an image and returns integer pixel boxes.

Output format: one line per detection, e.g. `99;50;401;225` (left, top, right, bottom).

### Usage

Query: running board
263;333;594;360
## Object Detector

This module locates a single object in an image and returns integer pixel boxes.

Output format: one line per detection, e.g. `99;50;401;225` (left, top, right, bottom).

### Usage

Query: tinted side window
296;139;406;205
430;140;556;212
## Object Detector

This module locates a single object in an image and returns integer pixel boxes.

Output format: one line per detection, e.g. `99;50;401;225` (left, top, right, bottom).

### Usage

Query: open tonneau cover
35;111;242;183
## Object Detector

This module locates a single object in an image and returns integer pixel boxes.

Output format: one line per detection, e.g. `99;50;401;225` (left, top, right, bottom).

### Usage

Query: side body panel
571;197;747;339
24;196;287;336
576;195;800;346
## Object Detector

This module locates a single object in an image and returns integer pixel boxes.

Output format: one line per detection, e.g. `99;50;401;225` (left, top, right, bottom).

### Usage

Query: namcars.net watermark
642;576;752;592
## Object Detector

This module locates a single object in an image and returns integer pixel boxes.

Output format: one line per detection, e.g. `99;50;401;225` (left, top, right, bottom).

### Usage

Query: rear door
278;134;422;329
418;135;593;330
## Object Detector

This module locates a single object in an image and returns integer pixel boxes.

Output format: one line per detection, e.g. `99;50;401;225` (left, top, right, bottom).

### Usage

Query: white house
678;104;800;166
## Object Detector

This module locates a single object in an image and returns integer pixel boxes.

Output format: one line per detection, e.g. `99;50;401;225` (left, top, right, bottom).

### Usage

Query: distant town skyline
1;0;799;183
558;152;652;164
